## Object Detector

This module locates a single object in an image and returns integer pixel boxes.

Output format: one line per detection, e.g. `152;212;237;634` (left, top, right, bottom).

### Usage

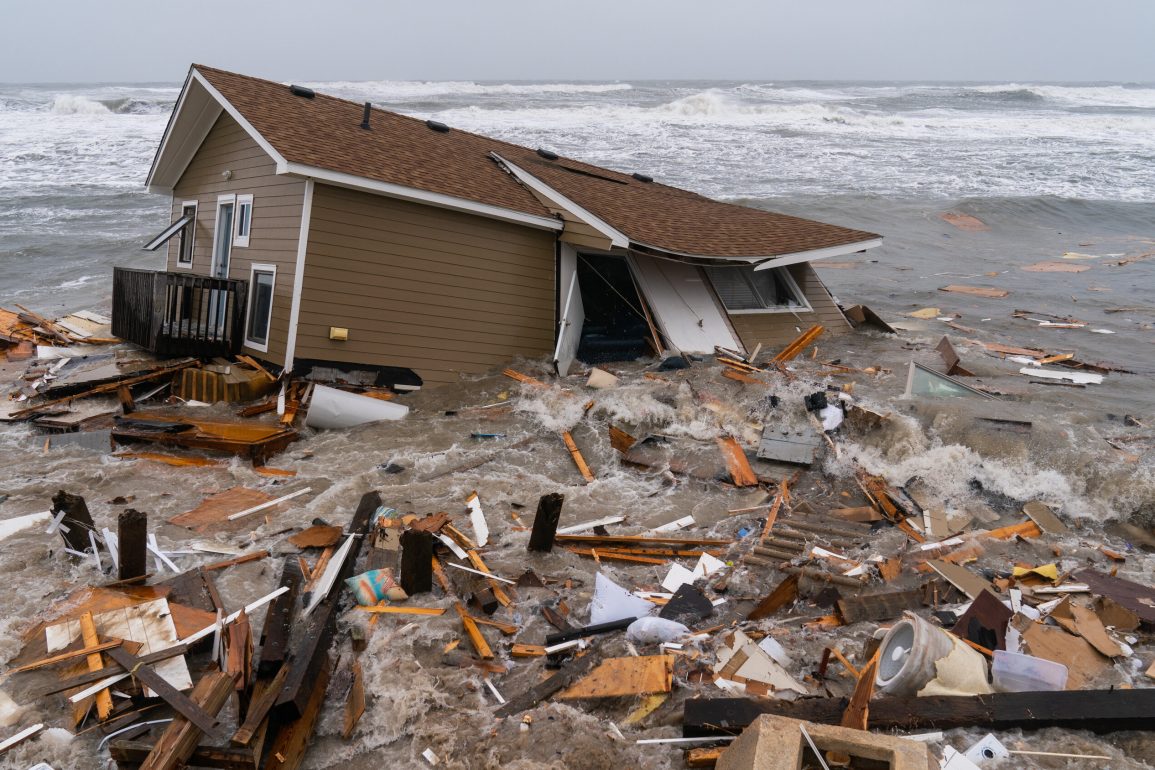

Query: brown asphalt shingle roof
194;64;880;259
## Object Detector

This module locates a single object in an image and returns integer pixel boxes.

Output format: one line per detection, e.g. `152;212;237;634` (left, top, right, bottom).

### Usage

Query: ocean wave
967;83;1155;109
50;94;110;114
308;79;633;100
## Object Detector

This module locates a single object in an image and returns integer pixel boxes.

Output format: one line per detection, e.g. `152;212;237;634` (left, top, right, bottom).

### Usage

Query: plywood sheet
45;597;191;691
558;655;673;699
169;487;275;533
939;285;1009;299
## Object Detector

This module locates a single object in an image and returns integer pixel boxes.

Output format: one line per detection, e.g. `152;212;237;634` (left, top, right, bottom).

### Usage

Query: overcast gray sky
4;0;1154;83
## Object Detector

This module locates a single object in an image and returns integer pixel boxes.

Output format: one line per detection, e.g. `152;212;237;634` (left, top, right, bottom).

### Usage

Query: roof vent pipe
425;119;450;133
361;102;372;130
536;148;559;161
631;173;654;183
288;84;315;99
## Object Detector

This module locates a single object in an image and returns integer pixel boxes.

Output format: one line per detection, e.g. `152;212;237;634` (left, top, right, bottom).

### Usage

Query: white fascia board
145;84;223;194
281;162;563;232
751;238;883;271
190;69;287;172
489;152;628;247
145;68;194;189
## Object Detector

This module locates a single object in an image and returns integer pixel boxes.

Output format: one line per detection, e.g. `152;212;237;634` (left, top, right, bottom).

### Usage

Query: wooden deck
112;267;247;357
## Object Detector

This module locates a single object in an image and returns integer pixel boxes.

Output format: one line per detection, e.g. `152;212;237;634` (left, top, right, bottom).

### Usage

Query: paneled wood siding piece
296;184;558;384
167;112;306;363
725;263;851;351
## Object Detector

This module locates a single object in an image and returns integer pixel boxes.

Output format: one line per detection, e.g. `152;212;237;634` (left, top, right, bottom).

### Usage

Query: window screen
704;265;805;311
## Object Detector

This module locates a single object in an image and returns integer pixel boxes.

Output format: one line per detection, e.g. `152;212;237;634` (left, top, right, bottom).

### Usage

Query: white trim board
282;162;562;232
283;179;314;370
490;152;628;247
751;238;883;271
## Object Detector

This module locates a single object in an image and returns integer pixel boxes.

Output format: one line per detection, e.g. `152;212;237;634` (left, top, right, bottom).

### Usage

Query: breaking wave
965;83;1155;109
50;94;110;114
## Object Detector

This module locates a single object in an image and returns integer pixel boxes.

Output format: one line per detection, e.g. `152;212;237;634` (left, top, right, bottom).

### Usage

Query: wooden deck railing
112;267;248;357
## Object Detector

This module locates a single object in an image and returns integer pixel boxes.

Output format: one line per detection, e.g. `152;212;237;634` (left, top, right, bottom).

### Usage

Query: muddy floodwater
2;336;1155;768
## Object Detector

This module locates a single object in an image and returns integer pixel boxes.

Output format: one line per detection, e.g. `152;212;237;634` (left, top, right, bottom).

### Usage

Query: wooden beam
257;557;302;678
493;652;601;718
264;654;332;770
454;602;493;659
139;669;235;770
79;612;113;720
117;508;148;581
683;690;1155;736
106;646;227;740
717;436;758;487
9;639;123;674
527;492;565;552
232;664;291;746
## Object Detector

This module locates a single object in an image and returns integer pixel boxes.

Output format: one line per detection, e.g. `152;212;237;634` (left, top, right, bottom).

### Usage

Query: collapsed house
115;64;881;388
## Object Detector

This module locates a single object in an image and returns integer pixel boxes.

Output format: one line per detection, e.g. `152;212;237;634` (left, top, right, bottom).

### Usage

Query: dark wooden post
399;530;433;596
257;558;303;677
527;493;565;552
117;509;148;581
51;490;96;555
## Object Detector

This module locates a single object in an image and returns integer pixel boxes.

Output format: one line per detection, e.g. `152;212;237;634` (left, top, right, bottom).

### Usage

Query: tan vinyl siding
724;263;851;351
166;112;305;363
295;184;558;385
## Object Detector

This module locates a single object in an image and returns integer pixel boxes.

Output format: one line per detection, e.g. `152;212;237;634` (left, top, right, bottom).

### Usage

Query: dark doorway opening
576;254;654;364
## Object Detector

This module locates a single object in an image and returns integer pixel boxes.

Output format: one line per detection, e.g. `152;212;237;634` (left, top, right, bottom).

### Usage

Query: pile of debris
1;318;1153;770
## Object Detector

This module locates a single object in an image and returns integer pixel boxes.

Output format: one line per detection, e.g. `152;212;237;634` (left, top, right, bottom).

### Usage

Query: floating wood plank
169;487;276;533
683;689;1155;736
1023;261;1092;273
203;550;270;572
561;431;595;481
978;520;1042;541
0;723;44;757
558;655;673;699
939;285;1009;298
773;325;824;362
928;560;995;600
936;336;974;377
716;436;757;486
454;601;493;659
358;605;445;616
227;487;311;521
1022;501;1067;533
112;413;298;465
288;525;343;549
527;492;565;552
503;368;548;388
746;574;799;621
608;425;638;453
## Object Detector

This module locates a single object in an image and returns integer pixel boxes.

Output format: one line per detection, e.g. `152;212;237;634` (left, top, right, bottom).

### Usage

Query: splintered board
938;285;1009;298
168;487;275;532
557;655;674;699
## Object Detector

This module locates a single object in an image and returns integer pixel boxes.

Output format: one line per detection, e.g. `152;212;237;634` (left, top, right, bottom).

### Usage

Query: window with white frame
234;194;253;247
244;264;276;351
703;265;810;313
176;202;197;267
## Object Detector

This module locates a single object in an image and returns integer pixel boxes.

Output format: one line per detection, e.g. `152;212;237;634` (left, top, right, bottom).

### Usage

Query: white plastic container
991;649;1068;692
304;384;408;429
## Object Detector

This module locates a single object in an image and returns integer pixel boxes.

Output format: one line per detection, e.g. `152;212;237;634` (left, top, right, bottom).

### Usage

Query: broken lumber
399;529;434;596
716;436;757;487
773;325;824;362
493;651;601;717
50;489;96;555
561;430;595;481
79;612;114;720
683;689;1155;736
106;646;226;740
265;654;332;770
274;491;378;719
1074;569;1155;625
558;655;673;699
256;558;302;678
139;669;235;770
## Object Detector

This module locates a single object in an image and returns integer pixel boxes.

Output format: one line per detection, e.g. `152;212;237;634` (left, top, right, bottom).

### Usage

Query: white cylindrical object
305;383;408;429
875;612;956;696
